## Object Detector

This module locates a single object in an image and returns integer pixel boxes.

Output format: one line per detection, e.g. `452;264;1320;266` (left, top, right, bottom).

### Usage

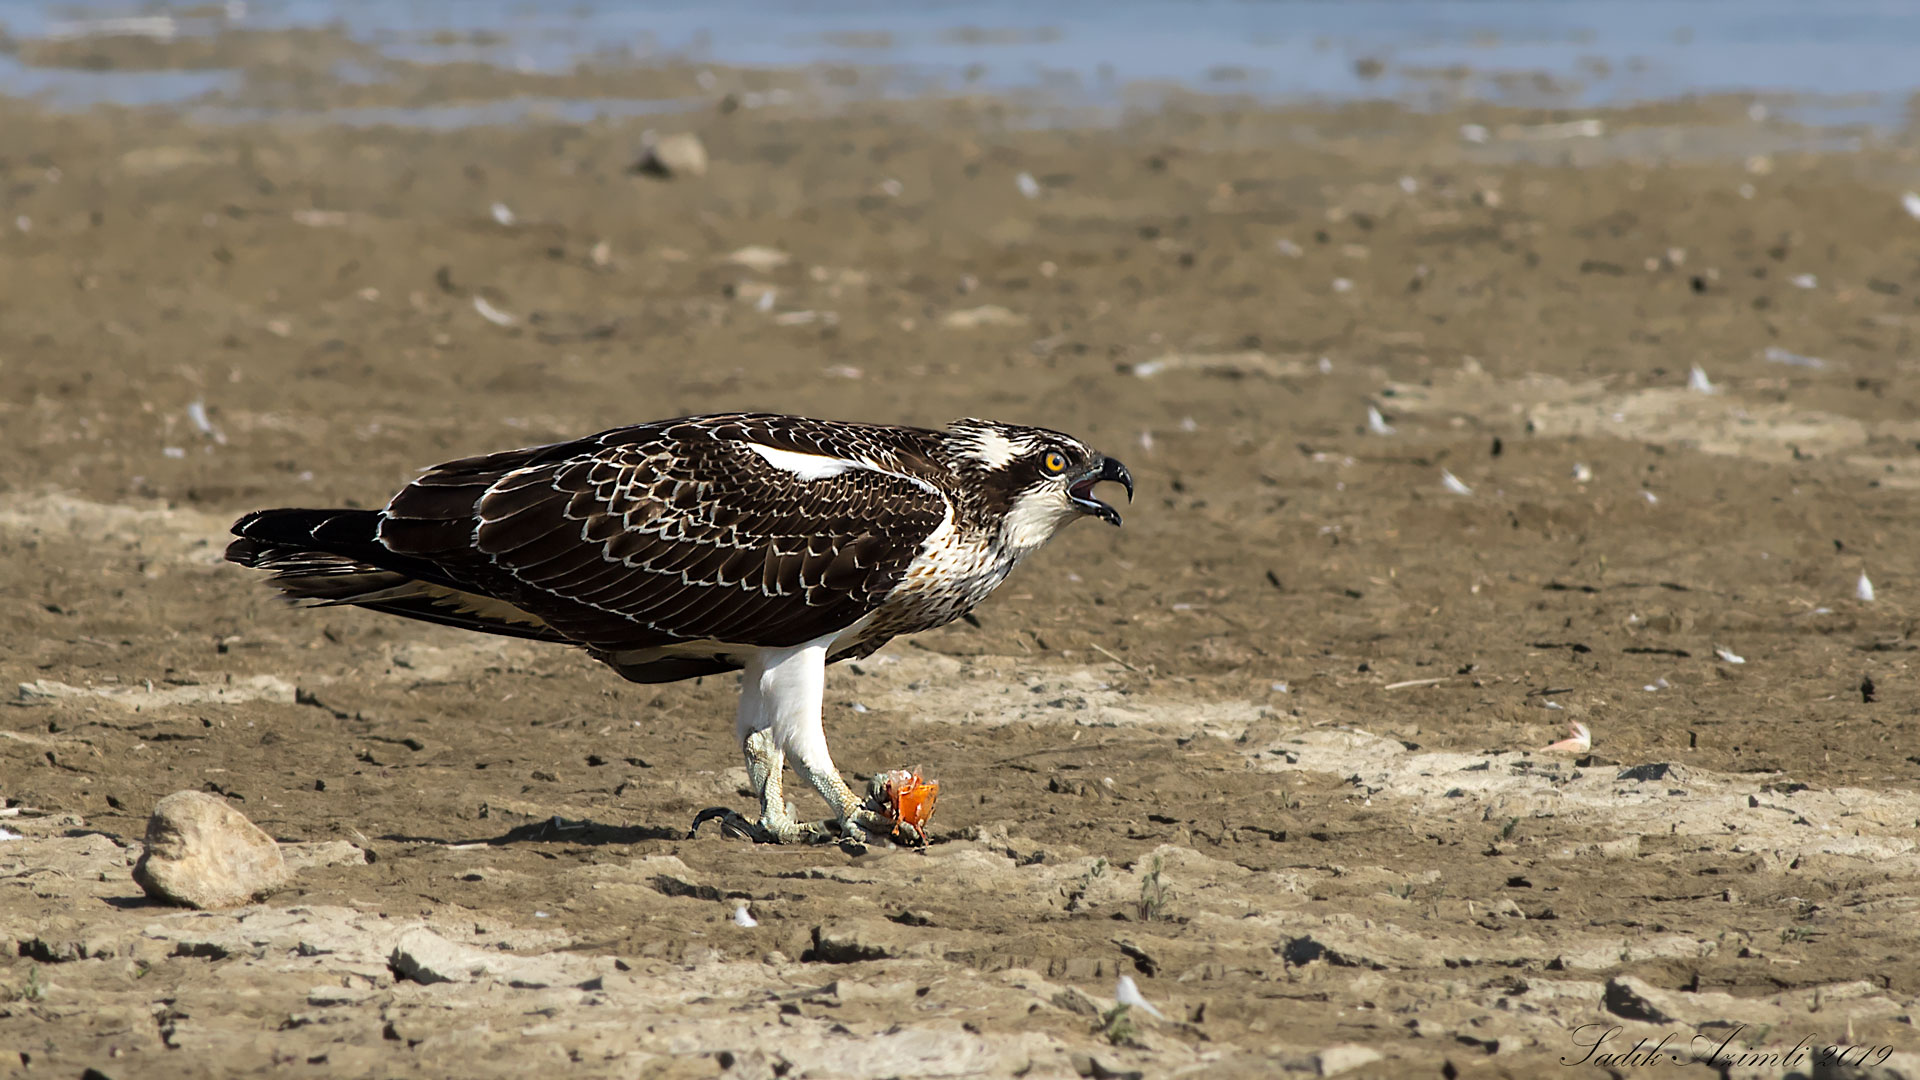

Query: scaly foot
685;730;926;847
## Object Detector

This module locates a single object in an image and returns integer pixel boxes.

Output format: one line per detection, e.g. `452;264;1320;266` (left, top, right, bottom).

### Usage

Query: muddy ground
4;33;1920;1080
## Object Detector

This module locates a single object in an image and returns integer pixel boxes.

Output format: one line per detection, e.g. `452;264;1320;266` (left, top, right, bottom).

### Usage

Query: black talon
688;806;763;841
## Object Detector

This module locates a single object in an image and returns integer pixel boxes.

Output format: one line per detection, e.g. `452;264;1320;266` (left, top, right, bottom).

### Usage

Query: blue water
1;0;1916;125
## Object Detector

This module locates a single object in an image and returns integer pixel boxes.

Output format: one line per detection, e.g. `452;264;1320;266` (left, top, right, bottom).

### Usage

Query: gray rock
632;132;708;179
390;927;491;985
1069;1054;1144;1080
1051;987;1103;1016
1316;1045;1385;1075
807;918;966;964
810;919;905;963
1603;975;1678;1022
389;926;607;989
132;791;290;909
282;840;369;872
1617;762;1688;783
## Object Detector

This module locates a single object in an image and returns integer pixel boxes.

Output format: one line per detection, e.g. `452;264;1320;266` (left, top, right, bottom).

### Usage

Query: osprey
225;413;1133;845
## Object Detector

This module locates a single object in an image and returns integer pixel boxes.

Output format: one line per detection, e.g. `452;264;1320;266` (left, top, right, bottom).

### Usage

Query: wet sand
4;33;1920;1080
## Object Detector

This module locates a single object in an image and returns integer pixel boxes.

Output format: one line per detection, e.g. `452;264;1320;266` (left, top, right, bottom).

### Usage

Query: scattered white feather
1015;172;1042;199
1903;191;1920;220
1270;681;1290;693
1542;700;1563;710
472;296;516;326
1399;175;1418;194
1440;469;1474;496
1856;572;1875;602
1641;490;1659;505
1763;346;1826;369
163;446;186;459
490;202;515;226
726;245;791;272
1687;364;1717;394
756;289;776;313
1366;405;1396;435
878;178;904;197
0;827;19;841
1642;677;1670;692
1789;273;1818;289
774;310;833;326
534;910;550;918
1714;646;1746;664
850;703;868;714
732;903;758;927
185;400;226;444
1115;976;1166;1020
1460;123;1490;144
1275;237;1304;257
1331;277;1354;293
1571;463;1593;483
1137;430;1155;452
1543;721;1591;753
1317;356;1333;374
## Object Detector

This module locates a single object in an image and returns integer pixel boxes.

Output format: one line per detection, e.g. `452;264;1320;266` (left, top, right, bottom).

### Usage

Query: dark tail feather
225;508;569;644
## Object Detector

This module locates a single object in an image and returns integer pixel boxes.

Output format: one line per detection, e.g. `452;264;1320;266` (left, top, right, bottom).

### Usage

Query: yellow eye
1043;451;1068;474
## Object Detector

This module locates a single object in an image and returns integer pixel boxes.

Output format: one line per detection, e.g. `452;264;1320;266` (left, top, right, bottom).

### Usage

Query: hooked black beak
1068;456;1134;527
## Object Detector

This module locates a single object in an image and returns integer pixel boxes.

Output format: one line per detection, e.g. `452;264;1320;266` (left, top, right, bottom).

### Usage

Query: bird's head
944;419;1135;552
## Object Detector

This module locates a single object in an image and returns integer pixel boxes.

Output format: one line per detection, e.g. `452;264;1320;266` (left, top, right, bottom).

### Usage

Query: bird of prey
225;413;1133;845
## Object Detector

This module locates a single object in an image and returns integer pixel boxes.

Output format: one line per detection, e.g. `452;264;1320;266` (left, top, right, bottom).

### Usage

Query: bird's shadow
379;817;684;848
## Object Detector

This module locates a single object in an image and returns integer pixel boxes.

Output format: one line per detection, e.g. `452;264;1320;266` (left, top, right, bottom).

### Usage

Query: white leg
734;650;771;746
756;633;860;819
691;634;909;845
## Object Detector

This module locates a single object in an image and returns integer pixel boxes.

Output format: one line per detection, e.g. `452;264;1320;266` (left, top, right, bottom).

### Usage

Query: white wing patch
743;442;942;496
745;444;861;480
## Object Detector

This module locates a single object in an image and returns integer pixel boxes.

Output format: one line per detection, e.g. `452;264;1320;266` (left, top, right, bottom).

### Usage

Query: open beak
1068;456;1134;527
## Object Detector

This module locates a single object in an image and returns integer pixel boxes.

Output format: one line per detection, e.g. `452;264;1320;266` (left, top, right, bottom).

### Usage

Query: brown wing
371;416;953;652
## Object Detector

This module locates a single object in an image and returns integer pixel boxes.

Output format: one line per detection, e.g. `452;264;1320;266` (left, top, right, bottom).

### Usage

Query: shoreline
2;5;1919;131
